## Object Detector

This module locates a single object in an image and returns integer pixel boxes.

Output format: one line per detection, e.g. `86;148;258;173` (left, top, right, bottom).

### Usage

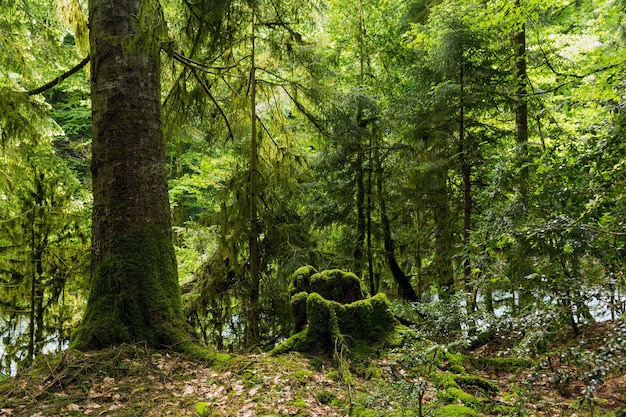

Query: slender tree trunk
459;59;474;312
354;146;365;277
72;0;193;349
512;0;534;311
248;10;260;345
432;171;454;299
353;0;367;278
27;170;45;362
366;137;375;295
376;145;418;302
513;4;528;150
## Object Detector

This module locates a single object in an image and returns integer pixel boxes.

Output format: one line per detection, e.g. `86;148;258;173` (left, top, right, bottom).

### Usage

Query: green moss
329;293;395;340
290;265;318;295
271;329;312;355
441;387;484;406
277;292;397;353
316;389;336;405
309;269;363;303
453;374;499;394
306;292;333;342
434;404;478;417
292;398;308;408
439;351;466;374
71;229;195;350
431;371;459;389
468;356;531;373
354;409;378;417
293;369;313;382
291;291;309;333
485;403;514;415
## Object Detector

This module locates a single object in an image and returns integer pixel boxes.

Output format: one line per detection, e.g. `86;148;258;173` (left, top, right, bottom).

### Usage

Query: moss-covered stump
291;291;309;333
289;265;318;296
289;267;365;335
274;292;397;354
289;267;363;304
309;269;364;303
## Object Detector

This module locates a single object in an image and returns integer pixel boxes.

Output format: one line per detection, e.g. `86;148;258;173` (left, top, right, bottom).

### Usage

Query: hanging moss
71;229;195;350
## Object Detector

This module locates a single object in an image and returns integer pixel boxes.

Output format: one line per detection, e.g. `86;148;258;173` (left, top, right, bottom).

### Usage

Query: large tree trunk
72;0;192;349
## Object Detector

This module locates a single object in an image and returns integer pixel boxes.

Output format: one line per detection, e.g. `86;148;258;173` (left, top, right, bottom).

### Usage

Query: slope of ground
0;321;624;417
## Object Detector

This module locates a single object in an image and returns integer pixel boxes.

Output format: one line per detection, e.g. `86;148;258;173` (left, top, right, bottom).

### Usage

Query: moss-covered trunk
72;0;192;349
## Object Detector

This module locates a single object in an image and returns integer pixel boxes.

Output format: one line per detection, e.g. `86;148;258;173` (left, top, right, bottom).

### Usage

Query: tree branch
172;50;248;74
189;68;234;140
27;55;90;96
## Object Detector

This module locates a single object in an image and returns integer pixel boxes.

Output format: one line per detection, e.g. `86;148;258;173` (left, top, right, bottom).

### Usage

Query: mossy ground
1;321;625;416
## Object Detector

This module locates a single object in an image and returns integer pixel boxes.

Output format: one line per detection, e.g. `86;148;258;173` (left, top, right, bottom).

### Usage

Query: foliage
0;0;624;396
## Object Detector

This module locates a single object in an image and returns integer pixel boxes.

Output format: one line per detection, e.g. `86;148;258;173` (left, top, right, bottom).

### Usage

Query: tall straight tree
72;0;193;349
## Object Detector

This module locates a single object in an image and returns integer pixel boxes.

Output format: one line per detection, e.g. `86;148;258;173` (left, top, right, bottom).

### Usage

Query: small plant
195;401;209;416
384;332;443;417
316;389;336;405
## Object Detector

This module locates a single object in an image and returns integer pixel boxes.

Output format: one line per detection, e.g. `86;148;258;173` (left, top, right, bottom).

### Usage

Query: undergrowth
0;318;625;416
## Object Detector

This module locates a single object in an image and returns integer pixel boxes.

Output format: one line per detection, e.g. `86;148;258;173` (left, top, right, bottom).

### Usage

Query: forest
1;0;626;415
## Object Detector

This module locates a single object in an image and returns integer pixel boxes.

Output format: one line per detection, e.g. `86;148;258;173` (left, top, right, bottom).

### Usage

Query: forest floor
0;320;625;417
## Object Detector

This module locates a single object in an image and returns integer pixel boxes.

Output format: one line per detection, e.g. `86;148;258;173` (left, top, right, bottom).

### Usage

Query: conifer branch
27;55;90;96
189;68;234;140
538;42;621;82
172;50;248;74
280;85;329;137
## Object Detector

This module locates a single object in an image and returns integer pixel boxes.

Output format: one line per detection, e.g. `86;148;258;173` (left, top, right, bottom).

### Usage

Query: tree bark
459;57;474;312
513;5;528;149
431;166;454;298
72;0;193;349
248;9;260;346
353;0;367;278
376;145;419;302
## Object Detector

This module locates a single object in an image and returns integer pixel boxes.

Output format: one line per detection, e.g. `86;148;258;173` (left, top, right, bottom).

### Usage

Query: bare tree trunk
430;162;454;299
248;9;260;345
353;0;367;279
459;58;475;313
376;145;418;302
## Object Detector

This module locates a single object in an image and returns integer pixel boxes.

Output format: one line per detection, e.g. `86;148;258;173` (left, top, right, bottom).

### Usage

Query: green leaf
195;402;208;415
